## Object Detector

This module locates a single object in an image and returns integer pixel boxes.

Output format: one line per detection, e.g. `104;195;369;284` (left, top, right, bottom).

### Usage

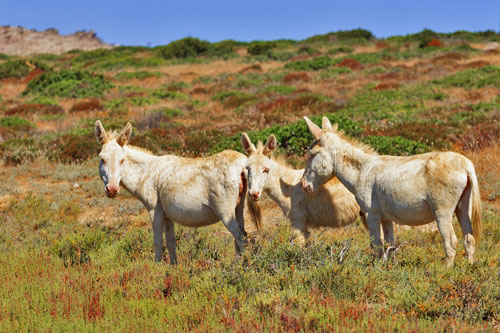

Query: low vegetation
0;28;499;330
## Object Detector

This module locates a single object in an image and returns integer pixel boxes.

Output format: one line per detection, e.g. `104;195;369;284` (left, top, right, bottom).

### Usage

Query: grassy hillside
0;29;499;330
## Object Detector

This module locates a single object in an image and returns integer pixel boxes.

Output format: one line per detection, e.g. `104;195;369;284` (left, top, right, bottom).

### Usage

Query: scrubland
0;28;499;331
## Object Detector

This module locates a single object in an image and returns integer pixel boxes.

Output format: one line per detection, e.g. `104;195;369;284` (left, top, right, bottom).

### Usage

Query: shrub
115;71;162;80
28;96;58;105
0;138;38;165
297;46;319;55
209;113;363;155
285;56;339;71
0;116;35;131
247;41;276;56
158;37;211;59
47;130;99;163
115;229;151;261
5;104;64;116
362;135;430;155
433;65;500;89
263;85;297;95
23;70;114;98
283;72;310;83
153;90;188;100
0;59;48;79
336;28;374;41
327;46;354;55
69;99;103;113
338;58;363;70
52;230;110;266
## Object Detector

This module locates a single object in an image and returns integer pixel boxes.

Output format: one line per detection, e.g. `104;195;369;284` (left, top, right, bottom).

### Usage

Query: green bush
115;229;151;261
153;90;188;100
0;116;35;131
297;46;319;55
327;46;354;55
209;113;363;155
432;66;500;89
247;41;276;56
158;37;211;59
115;71;162;80
285;56;339;71
0;59;48;79
52;230;110;266
362;135;430;155
263;85;297;94
23;70;114;98
28;96;59;105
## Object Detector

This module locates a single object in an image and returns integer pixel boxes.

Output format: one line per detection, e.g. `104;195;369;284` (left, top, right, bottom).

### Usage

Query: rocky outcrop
0;25;114;56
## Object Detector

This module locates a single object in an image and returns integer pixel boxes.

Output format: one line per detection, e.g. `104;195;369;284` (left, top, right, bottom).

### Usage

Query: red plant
5;103;64;116
338;58;363;70
374;82;400;91
427;38;443;47
24;69;44;83
69;99;103;113
83;291;104;322
283;72;310;83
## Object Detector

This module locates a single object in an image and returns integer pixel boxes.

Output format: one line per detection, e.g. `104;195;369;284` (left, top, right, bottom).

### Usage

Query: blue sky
1;0;499;46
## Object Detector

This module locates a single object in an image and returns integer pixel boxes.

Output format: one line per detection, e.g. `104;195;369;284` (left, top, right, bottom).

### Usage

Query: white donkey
241;133;365;244
94;121;261;264
301;116;482;266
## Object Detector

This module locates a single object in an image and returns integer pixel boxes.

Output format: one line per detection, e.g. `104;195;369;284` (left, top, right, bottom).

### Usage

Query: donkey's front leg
366;212;383;257
149;207;165;262
221;213;247;255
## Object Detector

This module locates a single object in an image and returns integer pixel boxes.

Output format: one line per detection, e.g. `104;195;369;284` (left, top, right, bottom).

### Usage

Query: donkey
301;116;482;266
241;133;365;244
94;121;261;264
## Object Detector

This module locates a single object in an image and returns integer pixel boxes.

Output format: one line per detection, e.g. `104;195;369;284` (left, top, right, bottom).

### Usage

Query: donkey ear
94;120;109;145
241;132;257;155
263;134;277;157
117;122;132;146
322;117;333;132
304;116;322;140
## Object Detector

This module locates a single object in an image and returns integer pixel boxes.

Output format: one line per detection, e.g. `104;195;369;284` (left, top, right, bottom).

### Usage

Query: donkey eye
101;158;106;165
263;168;269;173
120;159;124;165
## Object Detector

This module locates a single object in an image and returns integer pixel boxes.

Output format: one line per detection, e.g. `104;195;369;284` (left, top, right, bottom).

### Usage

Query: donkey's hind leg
434;209;458;267
455;182;475;264
163;218;177;265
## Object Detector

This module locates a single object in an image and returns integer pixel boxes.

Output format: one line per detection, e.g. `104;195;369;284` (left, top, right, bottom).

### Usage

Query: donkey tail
246;195;262;231
468;167;482;244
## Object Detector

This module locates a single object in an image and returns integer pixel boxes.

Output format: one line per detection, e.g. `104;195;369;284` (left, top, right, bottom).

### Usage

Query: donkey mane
330;127;378;156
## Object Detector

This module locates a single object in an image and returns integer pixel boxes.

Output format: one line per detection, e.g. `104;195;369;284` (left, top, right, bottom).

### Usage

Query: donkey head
94;120;132;198
301;116;338;194
241;133;276;201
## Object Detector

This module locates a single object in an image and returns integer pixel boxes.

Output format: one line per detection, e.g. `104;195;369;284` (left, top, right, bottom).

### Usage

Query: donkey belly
380;198;434;226
163;201;219;227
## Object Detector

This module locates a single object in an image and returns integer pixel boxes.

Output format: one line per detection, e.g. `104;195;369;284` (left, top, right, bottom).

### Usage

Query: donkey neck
264;159;302;215
120;145;160;209
331;141;373;193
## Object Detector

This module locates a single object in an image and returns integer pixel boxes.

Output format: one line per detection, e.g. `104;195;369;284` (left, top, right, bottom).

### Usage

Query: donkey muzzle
249;191;260;201
105;184;119;198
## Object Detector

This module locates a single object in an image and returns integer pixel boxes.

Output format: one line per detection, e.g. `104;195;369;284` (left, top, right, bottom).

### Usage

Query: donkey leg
164;218;177;265
220;212;247;255
455;188;475;264
149;207;165;263
366;212;383;257
290;215;309;246
434;210;457;267
381;220;394;244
